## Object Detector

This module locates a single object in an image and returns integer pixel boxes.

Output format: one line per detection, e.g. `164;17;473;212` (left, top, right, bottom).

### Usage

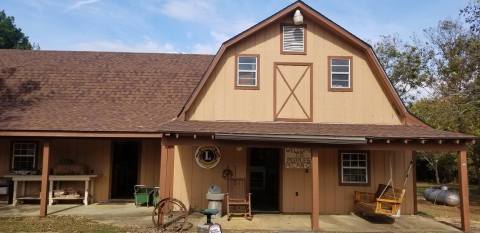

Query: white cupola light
293;9;303;25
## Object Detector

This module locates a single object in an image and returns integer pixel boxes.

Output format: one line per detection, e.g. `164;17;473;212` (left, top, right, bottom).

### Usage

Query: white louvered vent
282;25;304;53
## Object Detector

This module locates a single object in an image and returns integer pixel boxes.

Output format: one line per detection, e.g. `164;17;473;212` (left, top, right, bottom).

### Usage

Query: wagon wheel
152;198;189;232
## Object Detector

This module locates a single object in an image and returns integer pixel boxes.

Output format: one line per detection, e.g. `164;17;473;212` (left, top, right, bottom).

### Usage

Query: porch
0;203;461;232
0;138;161;205
158;126;475;232
0;125;475;232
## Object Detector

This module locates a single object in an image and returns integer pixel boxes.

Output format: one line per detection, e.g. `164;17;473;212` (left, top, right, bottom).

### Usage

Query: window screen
331;58;351;88
237;56;257;87
340;152;368;184
12;142;37;170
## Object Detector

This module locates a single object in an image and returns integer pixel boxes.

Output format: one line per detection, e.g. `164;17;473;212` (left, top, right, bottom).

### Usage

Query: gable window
282;25;305;54
329;57;352;91
236;55;259;89
339;151;369;185
11;142;37;171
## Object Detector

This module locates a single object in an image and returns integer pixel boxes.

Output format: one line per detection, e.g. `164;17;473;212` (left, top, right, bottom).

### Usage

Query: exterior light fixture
293;9;303;25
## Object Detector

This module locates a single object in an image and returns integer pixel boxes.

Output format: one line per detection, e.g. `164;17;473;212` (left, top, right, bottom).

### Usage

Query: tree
410;98;473;184
461;0;480;188
416;19;480;187
422;21;479;133
424;20;479;98
0;10;36;49
462;0;480;33
373;35;431;104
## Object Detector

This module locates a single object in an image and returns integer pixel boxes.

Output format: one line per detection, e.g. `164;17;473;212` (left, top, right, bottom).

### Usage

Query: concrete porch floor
0;203;460;232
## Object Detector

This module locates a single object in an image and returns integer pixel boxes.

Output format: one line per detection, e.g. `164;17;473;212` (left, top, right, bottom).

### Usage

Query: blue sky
1;0;469;54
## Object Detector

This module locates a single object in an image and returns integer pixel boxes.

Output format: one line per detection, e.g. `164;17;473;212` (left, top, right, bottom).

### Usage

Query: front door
274;62;313;121
111;141;139;199
249;148;280;212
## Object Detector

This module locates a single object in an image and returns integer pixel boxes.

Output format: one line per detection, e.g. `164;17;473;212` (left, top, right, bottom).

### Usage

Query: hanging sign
195;146;221;169
284;147;311;169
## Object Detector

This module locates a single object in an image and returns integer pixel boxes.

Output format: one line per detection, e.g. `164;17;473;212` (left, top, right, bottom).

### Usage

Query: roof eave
0;130;163;138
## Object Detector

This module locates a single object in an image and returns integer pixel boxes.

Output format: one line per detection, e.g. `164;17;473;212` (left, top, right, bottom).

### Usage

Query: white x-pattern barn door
273;62;313;121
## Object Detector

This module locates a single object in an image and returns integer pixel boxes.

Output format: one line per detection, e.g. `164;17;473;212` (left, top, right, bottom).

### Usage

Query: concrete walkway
0;203;460;232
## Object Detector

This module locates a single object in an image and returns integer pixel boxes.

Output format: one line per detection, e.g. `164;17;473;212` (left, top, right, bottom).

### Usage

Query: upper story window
329;57;352;91
11;142;37;171
236;55;259;89
281;25;305;54
339;151;369;185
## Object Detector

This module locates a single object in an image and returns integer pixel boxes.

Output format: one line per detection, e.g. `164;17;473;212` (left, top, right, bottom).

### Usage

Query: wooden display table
3;175;97;206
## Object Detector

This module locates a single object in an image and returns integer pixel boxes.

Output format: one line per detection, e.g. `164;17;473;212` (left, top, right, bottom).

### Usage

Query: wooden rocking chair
225;177;252;221
353;156;413;217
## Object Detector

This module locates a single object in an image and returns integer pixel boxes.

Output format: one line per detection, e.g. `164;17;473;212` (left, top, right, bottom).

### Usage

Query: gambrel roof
179;1;422;125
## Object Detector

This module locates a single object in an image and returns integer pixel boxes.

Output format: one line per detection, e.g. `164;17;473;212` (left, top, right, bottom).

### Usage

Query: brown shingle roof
0;50;213;132
160;120;475;139
0;50;475;140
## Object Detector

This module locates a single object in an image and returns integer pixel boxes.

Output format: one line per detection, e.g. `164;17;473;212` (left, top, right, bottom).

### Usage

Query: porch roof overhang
160;120;477;146
161;120;475;139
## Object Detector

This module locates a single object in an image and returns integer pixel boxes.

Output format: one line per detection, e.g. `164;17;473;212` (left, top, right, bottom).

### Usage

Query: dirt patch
0;216;147;233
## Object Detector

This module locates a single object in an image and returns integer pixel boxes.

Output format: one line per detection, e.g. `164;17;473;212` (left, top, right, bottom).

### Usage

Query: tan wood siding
48;139;111;202
139;140;161;187
172;145;414;214
0;139;414;214
316;149;414;214
187;18;401;124
282;165;312;213
0;138;161;203
0;139;111;201
173;145;247;210
282;149;414;214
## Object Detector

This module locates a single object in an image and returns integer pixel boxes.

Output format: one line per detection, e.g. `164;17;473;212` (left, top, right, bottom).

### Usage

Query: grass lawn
0;216;144;233
416;182;480;232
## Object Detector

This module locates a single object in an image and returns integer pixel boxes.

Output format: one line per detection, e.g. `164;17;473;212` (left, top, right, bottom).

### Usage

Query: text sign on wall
284;147;311;169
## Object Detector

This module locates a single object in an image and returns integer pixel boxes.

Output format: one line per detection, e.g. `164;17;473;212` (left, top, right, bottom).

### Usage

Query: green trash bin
134;185;154;207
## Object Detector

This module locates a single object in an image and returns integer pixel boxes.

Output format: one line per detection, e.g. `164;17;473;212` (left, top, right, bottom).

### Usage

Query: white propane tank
423;186;460;206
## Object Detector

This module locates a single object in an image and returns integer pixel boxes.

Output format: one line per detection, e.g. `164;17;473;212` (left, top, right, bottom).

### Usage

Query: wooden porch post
159;143;174;200
458;150;470;232
311;150;319;230
412;151;418;214
39;141;50;217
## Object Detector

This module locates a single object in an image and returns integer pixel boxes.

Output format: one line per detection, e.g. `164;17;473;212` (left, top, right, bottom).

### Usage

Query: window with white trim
237;56;258;87
282;25;304;53
330;58;351;88
340;152;368;184
11;142;37;170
